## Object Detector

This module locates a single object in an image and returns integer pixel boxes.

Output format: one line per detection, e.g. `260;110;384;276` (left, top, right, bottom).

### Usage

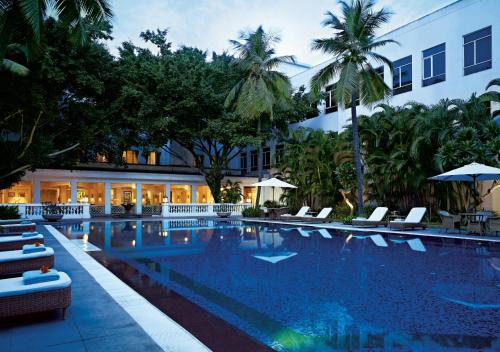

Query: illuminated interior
142;184;163;205
196;185;214;203
0;181;32;203
122;150;138;164
111;183;136;205
171;185;191;203
77;182;105;205
41;181;70;203
243;186;256;204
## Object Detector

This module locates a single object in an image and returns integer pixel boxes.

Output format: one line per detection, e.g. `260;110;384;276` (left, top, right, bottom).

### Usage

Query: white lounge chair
352;207;389;227
299;208;333;223
389;207;427;230
0;271;71;318
280;206;310;221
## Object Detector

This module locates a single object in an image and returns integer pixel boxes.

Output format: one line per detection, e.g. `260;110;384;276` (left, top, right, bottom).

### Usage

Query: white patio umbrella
251;177;297;203
429;162;500;209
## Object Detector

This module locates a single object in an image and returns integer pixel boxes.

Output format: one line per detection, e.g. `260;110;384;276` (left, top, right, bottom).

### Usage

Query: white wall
291;0;500;132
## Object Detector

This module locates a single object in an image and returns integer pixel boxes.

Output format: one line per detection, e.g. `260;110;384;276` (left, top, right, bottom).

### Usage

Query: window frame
324;84;338;114
240;151;247;172
463;26;492;76
392;55;412;95
422;43;446;87
250;150;258;171
263;147;271;169
275;144;284;166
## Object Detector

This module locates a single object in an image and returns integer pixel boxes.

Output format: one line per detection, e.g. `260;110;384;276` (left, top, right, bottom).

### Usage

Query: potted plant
42;203;64;222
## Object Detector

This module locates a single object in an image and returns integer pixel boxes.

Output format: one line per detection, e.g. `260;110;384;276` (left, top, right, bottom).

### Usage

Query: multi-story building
1;0;498;215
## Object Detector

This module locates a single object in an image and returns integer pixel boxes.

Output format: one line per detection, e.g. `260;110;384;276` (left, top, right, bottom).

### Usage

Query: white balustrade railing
1;202;250;219
162;203;251;217
0;203;90;220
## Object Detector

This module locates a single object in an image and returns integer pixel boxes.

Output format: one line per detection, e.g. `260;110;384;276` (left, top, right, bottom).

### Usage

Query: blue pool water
58;220;500;351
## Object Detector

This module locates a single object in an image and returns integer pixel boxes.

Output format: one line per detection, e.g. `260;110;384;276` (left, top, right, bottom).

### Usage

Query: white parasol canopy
252;177;297;203
429;162;500;182
251;178;297;188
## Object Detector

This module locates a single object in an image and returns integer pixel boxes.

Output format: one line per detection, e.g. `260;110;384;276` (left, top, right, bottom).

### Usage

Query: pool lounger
388;207;427;230
0;247;54;276
0;223;37;234
0;234;44;251
296;208;333;223
352;207;389;227
280;206;310;221
0;271;71;318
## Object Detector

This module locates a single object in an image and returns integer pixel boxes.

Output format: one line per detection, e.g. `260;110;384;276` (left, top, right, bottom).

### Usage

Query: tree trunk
351;97;364;216
255;118;263;206
205;167;224;203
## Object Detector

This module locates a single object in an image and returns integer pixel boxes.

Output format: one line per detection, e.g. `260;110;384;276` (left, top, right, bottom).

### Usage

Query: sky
107;0;456;66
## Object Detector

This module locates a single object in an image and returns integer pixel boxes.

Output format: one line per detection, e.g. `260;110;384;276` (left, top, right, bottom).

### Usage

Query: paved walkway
0;226;169;352
245;219;500;243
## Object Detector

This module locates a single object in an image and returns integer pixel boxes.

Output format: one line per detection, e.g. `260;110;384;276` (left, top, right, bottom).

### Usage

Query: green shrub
263;200;280;208
342;215;356;225
0;205;20;219
241;206;262;218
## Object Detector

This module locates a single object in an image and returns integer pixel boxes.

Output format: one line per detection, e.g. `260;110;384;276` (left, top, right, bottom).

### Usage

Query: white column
70;180;78;203
165;183;171;202
104;182;111;215
33;179;41;203
191;184;197;204
136;182;142;215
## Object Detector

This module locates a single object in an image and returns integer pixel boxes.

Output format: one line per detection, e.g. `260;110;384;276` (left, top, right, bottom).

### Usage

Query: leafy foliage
310;0;398;215
0;205;20;219
241;206;262;218
221;180;243;204
276;128;342;212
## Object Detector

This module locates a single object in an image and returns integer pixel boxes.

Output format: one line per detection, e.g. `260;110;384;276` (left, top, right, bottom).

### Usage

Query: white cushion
295;206;310;217
0;234;43;243
405;207;427;223
0;223;35;228
0;247;54;263
368;207;389;221
0;272;71;298
316;208;332;218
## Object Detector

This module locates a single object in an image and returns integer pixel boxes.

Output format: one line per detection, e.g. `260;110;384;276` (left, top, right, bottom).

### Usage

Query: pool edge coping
242;219;500;243
45;224;212;352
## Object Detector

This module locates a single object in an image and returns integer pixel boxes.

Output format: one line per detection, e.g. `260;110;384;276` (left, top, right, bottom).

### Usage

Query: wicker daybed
0;248;54;276
0;272;71;318
0;223;37;234
0;234;44;251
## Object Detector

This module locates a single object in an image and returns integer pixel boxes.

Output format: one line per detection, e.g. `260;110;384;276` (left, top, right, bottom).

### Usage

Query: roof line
294;0;470;75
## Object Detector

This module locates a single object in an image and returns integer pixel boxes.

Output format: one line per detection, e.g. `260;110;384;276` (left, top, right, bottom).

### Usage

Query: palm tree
225;26;295;205
310;0;397;215
480;78;500;118
0;0;112;75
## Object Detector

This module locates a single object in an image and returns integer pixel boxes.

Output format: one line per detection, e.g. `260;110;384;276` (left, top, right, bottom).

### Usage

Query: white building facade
290;0;500;132
2;0;499;216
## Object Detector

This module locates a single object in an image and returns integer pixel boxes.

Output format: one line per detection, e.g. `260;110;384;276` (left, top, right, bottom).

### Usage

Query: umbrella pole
272;187;275;203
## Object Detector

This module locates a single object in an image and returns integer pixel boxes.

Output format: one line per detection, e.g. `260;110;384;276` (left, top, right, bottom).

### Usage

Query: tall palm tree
310;0;396;215
225;26;295;205
480;78;500;118
0;0;112;75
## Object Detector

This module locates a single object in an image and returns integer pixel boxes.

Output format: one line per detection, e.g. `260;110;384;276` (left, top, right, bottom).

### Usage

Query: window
275;144;284;166
122;150;138;164
240;152;247;172
392;55;412;95
375;66;384;81
464;26;492;75
325;84;338;113
146;152;157;165
263;147;271;169
250;150;258;171
422;43;446;86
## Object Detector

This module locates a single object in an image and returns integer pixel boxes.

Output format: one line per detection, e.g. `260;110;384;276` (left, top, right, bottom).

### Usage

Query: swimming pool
57;219;500;351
